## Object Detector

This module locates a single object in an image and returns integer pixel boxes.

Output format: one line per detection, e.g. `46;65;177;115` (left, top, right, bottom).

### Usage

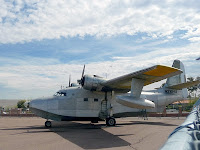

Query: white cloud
61;49;89;54
0;42;200;99
188;37;200;42
1;0;200;43
0;56;60;66
1;0;200;99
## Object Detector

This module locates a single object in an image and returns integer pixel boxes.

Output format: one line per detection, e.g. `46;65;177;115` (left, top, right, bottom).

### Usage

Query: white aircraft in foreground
29;60;200;127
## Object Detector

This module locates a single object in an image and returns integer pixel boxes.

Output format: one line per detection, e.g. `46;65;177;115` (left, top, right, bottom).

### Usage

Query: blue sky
0;0;200;99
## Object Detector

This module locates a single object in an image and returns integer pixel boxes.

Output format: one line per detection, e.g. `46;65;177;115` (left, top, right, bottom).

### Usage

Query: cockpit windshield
54;92;66;96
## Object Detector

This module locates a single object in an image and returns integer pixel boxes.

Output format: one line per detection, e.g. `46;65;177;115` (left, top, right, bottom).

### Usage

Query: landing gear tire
106;117;116;126
45;121;52;128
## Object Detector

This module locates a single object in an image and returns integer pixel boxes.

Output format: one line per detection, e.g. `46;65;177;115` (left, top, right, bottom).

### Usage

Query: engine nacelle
82;75;106;91
116;95;155;109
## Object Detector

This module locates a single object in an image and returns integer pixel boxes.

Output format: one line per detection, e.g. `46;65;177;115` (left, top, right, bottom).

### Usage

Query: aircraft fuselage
29;86;184;122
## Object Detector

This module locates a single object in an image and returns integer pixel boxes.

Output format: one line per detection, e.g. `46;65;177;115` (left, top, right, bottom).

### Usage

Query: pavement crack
133;133;152;145
129;145;137;150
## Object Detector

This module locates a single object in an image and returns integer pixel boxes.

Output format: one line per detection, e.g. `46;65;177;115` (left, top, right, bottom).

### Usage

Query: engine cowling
81;75;106;91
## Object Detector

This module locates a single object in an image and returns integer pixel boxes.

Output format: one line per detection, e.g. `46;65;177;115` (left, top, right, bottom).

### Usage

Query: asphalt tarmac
0;117;185;150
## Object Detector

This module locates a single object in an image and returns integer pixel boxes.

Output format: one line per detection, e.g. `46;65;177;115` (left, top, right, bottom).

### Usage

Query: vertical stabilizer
166;60;188;98
166;60;186;86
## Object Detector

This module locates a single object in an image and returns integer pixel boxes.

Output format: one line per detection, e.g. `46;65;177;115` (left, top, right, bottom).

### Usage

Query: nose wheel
106;117;116;126
45;120;52;128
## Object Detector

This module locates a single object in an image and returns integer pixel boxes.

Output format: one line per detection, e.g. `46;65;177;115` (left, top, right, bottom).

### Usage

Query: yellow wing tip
144;65;182;77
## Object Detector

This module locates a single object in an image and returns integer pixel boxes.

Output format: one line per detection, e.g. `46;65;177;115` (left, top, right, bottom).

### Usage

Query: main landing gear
101;91;116;126
106;117;116;126
45;120;52;128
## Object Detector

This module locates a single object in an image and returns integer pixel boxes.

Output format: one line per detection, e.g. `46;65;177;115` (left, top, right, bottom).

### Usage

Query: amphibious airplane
29;60;200;127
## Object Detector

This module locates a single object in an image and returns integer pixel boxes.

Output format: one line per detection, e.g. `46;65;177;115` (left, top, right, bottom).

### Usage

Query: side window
63;92;66;96
54;92;67;96
94;98;98;102
84;98;88;101
61;92;66;96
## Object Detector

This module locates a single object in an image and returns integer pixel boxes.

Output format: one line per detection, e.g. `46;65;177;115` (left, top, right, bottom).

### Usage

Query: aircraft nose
29;99;37;109
29;98;48;110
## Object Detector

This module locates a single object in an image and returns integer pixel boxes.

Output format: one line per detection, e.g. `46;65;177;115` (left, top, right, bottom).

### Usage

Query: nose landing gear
45;120;52;128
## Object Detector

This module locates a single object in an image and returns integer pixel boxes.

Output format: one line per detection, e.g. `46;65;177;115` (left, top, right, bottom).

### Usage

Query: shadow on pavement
0;121;131;149
49;121;131;149
0;120;178;149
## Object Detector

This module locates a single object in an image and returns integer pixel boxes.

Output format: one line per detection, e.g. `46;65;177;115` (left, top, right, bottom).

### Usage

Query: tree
197;76;200;97
187;76;200;98
17;100;26;108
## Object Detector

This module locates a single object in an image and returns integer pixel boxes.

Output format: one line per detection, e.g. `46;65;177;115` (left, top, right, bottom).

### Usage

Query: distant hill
0;99;19;107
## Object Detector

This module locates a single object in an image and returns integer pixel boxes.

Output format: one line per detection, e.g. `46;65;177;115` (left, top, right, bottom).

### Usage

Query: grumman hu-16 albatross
29;60;200;127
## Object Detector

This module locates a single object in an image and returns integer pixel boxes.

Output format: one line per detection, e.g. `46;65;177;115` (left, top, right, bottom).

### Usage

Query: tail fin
166;60;186;87
166;60;188;98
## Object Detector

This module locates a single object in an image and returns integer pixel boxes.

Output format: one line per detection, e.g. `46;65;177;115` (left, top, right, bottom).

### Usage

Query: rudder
166;60;188;98
166;60;186;87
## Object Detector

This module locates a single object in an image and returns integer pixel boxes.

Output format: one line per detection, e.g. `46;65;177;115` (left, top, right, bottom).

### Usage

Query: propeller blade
77;65;86;85
81;65;85;79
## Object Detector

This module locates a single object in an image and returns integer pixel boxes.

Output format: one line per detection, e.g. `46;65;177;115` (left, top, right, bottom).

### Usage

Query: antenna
69;75;71;87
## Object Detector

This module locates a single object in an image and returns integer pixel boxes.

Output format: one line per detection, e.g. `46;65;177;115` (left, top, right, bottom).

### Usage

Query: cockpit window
54;92;66;96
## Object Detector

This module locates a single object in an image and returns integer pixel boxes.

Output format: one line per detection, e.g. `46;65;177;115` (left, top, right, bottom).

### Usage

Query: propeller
78;65;85;86
81;65;85;79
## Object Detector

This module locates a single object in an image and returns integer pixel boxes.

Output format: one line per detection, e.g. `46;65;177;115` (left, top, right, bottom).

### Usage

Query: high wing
101;65;182;92
167;80;200;90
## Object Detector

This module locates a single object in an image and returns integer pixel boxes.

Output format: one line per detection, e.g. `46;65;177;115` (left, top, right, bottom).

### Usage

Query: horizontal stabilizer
167;80;200;90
